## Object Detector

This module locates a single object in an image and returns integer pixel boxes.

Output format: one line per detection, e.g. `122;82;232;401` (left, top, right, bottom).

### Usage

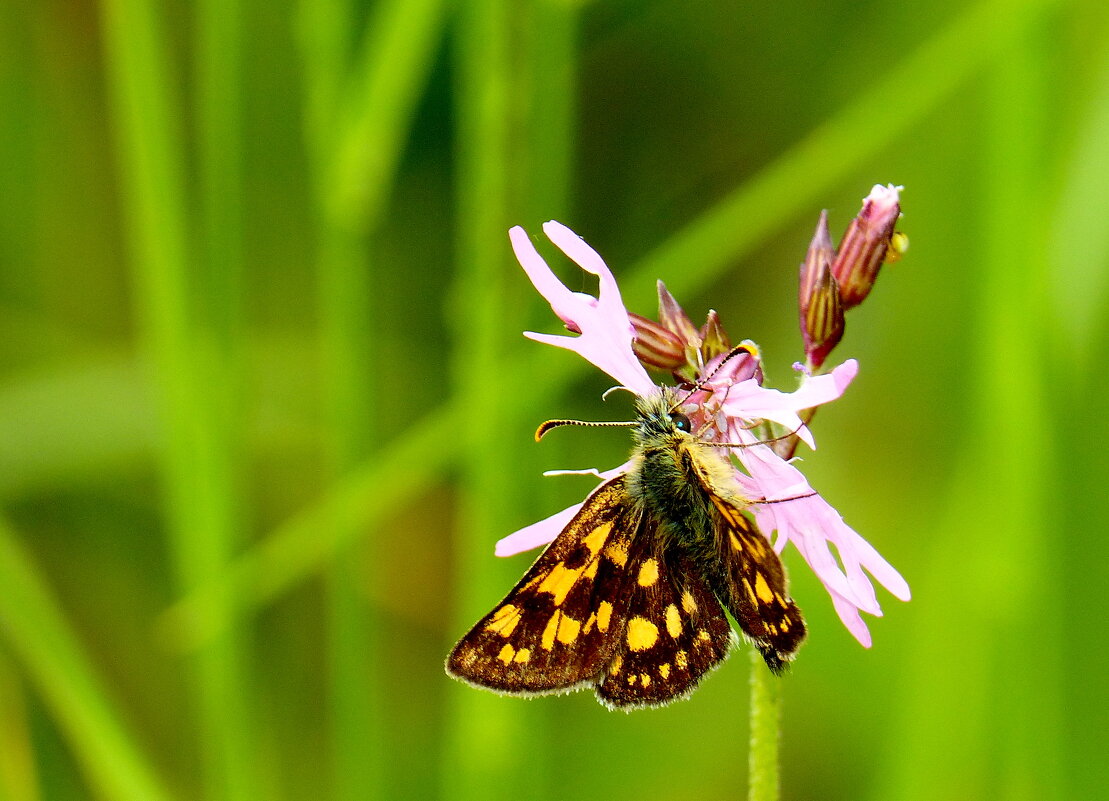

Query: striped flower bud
799;211;845;370
830;184;902;309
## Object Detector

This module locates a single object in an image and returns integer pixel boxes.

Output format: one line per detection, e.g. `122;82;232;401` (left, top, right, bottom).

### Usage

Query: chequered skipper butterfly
446;385;805;709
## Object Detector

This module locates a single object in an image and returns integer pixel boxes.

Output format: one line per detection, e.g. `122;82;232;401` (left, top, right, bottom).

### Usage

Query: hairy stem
747;650;781;801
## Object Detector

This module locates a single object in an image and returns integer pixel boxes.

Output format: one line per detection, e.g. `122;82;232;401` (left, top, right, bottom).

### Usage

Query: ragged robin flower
498;218;909;648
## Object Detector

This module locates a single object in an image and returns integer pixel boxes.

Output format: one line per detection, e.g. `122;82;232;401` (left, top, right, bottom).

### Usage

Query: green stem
747;650;781;801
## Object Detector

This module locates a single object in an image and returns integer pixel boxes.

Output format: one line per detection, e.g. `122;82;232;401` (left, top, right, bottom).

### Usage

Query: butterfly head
631;387;697;445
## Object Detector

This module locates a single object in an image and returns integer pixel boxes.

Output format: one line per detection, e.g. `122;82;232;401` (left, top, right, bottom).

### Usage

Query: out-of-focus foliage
0;0;1106;798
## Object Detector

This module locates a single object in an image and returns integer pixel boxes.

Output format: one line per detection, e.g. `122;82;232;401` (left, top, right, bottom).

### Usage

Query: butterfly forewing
446;477;641;695
710;495;806;671
596;542;734;708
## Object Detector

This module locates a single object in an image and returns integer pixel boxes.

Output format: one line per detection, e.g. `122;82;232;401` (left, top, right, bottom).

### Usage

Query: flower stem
747;649;781;801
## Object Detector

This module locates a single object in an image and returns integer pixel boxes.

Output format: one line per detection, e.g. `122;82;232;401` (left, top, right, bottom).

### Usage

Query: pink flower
497;221;909;646
510;222;655;396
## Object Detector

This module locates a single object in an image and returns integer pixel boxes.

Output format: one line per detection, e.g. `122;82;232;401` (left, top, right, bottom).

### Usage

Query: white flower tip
508;225;532;250
867;183;903;203
542;219;575;239
843;613;874;648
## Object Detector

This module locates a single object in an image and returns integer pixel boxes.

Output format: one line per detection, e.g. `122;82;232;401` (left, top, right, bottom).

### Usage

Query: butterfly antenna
535;418;637;442
750;490;818;506
673;342;759;410
696;421;808;450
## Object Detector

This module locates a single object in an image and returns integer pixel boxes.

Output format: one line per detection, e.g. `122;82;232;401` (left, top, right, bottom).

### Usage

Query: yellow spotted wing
446;475;737;707
446;477;641;696
595;542;734;708
679;442;806;671
709;495;806;672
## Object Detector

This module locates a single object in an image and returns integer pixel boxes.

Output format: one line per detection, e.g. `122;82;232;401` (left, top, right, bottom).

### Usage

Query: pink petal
719;360;858;450
494;501;582;557
830;590;873;648
510;224;655;396
838;530;911;602
734;434;908;636
721;380;816;449
495;460;635;557
788;359;858;408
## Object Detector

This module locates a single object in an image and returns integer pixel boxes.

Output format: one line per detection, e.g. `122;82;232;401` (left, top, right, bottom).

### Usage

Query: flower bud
802;264;844;370
708;339;763;385
699;310;732;362
632;282;742;379
800;210;835;307
629;313;686;370
656;281;702;350
831;184;902;308
799;211;845;370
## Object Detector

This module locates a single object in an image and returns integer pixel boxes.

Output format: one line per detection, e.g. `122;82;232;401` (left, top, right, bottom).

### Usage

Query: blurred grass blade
164;0;1062;646
99;0;257;796
298;0;447;797
159;410;458;649
442;0;542;798
519;0;577;223
1048;41;1109;361
0;651;40;801
328;0;447;230
870;12;1061;800
193;0;259;797
297;0;355;160
0;516;175;801
0;356;155;502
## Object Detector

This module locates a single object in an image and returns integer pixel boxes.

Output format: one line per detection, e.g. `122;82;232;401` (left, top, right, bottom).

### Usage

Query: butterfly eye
668;411;692;432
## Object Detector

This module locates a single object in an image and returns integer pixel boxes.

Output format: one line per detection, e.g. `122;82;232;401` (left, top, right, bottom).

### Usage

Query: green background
1;0;1105;798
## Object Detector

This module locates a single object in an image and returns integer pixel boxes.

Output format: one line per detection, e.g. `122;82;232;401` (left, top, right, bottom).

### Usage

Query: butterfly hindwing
710;495;806;671
679;444;806;671
446;476;640;696
595;535;734;709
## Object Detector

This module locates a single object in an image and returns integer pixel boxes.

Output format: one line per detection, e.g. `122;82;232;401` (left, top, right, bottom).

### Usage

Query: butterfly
446;386;805;709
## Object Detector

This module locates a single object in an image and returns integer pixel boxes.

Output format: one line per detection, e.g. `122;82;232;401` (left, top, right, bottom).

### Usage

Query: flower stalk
748;647;781;801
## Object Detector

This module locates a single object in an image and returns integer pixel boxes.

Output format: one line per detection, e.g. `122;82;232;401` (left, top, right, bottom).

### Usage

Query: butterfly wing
446;476;641;696
595;536;734;709
678;441;806;670
708;494;806;672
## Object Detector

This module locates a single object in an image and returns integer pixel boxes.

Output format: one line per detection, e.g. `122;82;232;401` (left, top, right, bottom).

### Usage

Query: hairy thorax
625;390;734;562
